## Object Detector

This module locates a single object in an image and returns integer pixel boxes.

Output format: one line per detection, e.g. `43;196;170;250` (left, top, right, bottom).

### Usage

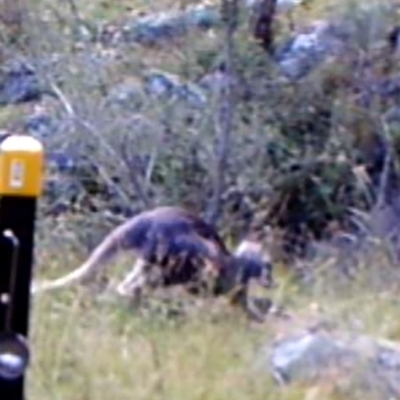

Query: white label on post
9;160;25;188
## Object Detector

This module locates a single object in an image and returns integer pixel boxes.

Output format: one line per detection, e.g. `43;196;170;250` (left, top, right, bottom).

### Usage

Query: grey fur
32;206;273;319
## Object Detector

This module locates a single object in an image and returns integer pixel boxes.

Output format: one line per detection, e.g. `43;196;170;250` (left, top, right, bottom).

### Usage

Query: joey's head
233;238;274;288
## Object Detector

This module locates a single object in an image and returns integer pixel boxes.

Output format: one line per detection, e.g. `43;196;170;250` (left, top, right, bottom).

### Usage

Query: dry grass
26;241;400;400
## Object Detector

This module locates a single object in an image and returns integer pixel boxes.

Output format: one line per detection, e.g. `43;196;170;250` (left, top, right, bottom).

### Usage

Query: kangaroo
32;206;273;319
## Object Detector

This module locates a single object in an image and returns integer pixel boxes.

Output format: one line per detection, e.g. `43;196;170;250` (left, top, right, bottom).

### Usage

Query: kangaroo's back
139;206;230;253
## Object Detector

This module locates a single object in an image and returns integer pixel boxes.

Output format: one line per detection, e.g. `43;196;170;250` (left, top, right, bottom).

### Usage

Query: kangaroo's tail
31;225;131;295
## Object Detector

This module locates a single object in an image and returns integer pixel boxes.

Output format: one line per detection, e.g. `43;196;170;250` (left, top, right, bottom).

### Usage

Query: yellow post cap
0;135;44;197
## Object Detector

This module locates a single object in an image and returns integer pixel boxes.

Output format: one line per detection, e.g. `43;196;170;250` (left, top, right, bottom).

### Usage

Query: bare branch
206;0;239;225
118;137;153;208
48;81;149;210
144;147;159;188
376;117;397;208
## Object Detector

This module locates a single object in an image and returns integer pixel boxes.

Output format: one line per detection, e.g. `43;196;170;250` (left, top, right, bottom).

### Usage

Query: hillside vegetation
0;0;399;398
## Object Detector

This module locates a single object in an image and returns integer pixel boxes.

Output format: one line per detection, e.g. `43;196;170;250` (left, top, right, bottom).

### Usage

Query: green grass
26;244;400;400
29;286;272;400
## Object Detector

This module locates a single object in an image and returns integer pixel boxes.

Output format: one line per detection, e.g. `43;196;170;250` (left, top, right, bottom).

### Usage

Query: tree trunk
206;0;239;225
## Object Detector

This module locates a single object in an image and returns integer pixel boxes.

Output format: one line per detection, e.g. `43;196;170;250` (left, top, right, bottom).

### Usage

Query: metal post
0;134;44;400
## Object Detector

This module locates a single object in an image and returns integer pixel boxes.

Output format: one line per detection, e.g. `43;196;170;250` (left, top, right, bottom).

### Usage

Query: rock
183;4;221;30
257;329;400;399
102;0;311;48
120;5;220;46
105;70;207;110
0;60;43;105
106;79;145;111
267;330;355;384
273;2;400;80
143;69;207;108
46;152;75;172
25;108;58;141
275;20;347;80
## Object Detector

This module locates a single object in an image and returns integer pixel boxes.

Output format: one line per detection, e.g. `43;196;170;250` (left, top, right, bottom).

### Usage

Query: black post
0;134;44;400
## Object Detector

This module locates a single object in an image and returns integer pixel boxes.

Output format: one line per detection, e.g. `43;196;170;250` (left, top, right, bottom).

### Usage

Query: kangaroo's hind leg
115;258;155;305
